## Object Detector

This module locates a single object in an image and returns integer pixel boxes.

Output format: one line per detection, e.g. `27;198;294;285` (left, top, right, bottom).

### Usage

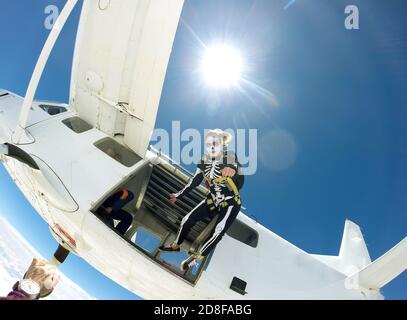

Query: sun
201;45;242;87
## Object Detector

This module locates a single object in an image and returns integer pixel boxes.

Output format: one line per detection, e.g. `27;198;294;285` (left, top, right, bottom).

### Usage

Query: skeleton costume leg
175;200;212;246
199;201;241;256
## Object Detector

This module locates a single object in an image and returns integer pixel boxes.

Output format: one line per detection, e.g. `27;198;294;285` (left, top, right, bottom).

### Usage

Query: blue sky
0;0;406;299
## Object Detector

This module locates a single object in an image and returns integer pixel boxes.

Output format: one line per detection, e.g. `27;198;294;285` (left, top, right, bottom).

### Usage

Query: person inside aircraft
97;188;134;235
159;129;244;272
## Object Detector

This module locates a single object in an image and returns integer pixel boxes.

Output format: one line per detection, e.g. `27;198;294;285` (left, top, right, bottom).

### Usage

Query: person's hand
221;167;236;177
24;258;60;298
104;207;113;214
169;194;177;205
119;189;128;200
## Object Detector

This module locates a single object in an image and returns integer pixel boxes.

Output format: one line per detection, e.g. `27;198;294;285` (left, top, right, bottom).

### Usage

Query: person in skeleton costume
159;129;244;271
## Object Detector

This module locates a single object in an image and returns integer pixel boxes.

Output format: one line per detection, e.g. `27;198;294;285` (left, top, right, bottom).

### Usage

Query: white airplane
0;0;406;300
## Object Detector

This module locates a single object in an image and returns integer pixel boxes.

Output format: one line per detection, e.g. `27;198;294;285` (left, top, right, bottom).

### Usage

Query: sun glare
201;45;242;87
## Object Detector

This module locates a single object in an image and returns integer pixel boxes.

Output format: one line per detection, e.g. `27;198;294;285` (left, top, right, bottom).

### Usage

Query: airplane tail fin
338;220;372;273
312;220;371;276
313;220;407;290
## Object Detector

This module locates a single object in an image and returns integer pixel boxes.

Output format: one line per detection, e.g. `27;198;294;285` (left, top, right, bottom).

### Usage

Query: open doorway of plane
90;149;217;284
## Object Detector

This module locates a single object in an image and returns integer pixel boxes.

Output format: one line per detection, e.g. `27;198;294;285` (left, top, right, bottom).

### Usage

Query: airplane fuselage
0;90;383;300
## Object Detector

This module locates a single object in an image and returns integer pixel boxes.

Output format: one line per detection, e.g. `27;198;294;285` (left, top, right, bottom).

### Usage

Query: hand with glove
23;257;61;298
2;257;61;300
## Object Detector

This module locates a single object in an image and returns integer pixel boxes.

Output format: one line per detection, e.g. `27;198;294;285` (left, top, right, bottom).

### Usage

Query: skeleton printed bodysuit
173;151;244;256
175;151;244;206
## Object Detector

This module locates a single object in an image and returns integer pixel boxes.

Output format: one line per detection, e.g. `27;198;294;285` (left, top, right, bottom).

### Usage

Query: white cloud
0;216;93;300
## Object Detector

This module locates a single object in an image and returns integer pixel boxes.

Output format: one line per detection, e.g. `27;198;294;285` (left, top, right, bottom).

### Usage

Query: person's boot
158;243;180;252
180;255;203;272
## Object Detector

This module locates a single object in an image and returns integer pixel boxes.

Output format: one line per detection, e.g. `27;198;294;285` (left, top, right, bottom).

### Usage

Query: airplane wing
350;237;407;290
70;0;184;157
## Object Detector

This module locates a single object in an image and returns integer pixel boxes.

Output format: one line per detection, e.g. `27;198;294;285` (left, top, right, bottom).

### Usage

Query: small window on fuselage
39;104;67;115
226;220;259;248
62;117;93;134
94;137;141;167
